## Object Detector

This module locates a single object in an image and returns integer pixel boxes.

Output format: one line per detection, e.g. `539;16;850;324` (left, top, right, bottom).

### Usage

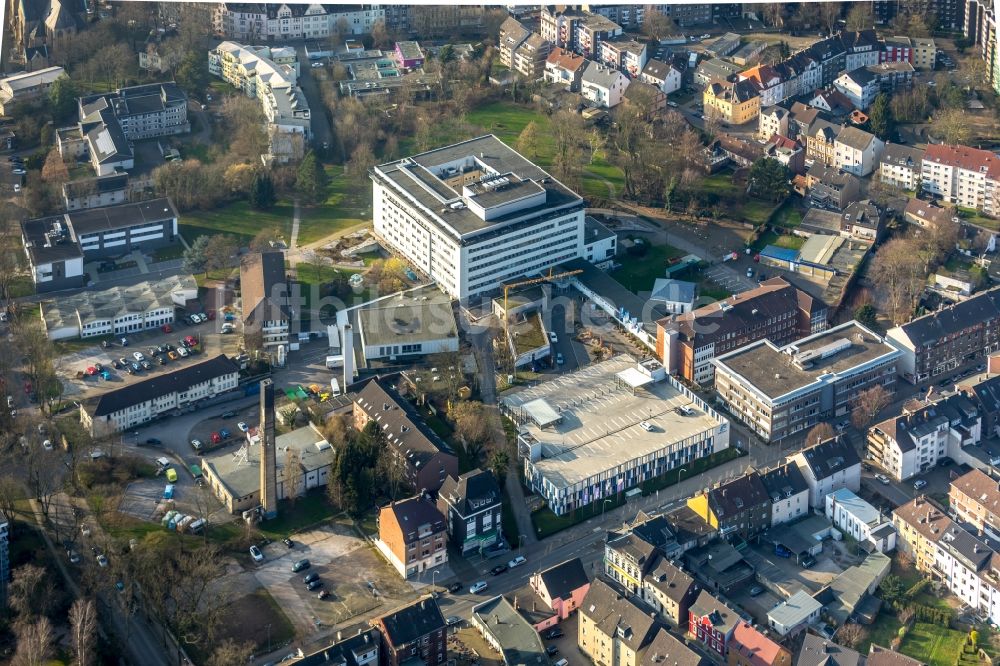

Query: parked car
132;352;145;361
749;585;764;596
774;544;792;558
190;439;202;451
237;421;249;432
146;438;161;446
249;545;264;563
875;474;891;485
546;646;559;657
220;428;232;440
913;479;928;490
639;420;654;432
938;457;954;467
317;590;330;600
446;616;462;627
800;555;817;568
508;555;526;569
543;627;564;640
306;579;323;591
221;410;236;419
96;554;109;567
292;558;311;572
210;432;222;444
303;572;320;584
282;538;293;548
469;581;488;594
448;582;463;593
490;564;508;576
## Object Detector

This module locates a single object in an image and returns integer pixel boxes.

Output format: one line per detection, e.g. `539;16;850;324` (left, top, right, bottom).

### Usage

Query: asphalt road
295;47;334;153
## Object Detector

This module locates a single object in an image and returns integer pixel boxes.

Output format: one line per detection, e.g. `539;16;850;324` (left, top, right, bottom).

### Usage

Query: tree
48;76;78;123
249;227;281;252
870;238;925;324
175;49;210;95
370;19;390;49
761;3;784;28
296;150;324;204
347;142;377;179
747;158;791;202
69;599;98;666
854;304;879;329
450;401;491;455
284;446;303;505
8;564;57;619
280;407;298;428
851;385;893;431
935;107;972;144
641;9;676;39
845;3;873;30
806;422;835;445
223;163;256;195
868;93;895;140
488;449;509;481
819;3;843;34
204;234;240;275
183;235;211;276
207;640;255;666
40;148;69;186
837;622;867;650
12;617;53;666
249;171;276;210
515;121;540;159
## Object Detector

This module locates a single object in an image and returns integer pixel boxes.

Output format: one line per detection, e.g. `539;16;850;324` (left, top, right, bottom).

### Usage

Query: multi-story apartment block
833;126;884;177
209;41;310;160
881;36;913;63
579;578;661;666
585;4;647;29
879;143;925;191
921;143;1000;215
886;287;1000;383
657;277;827;386
651;3;711;27
540;6;621;57
805;119;841;168
499;18;549;80
370;135;585;301
758;106;790;141
599;36;647;77
959;374;1000;438
738;65;784;108
213;3;382;41
825;488;897;553
841;30;881;72
353;378;458;494
79;83;190;141
544;47;587;91
804;165;862;211
502;355;729;516
951;468;1000;540
833;68;880;109
371;597;448;666
80;355;240;437
688;590;738;658
761;462;810;527
687;472;771;542
21;198;180;293
893;496;1000;626
0;66;65;114
791;436;862;508
41;274;197;341
581;61;630;108
605;513;682;592
640;557;700;629
703;79;760;125
867;393;981;480
714;321;900;442
912;37;938;69
808;36;847;87
296;629;380;666
377;496;449;579
436;468;502;556
640;59;682;95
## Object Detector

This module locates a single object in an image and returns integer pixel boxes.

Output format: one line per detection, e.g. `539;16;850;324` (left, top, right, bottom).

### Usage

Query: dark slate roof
642;58;673;81
840;29;879;51
796;634;863;666
640;628;707;666
240;251;289;323
688;590;738;635
896;287;1000;347
67;198;175;235
835;126;877;151
708;471;769;519
354;377;455;470
797;436;860;480
866;645;925;666
961;374;1000;416
438;468;501;518
376;597;446;648
761;463;809;503
880;142;924;169
297;628;380;666
537;557;589;601
874;394;980;453
383;496;447;545
840;67;877;85
582;578;661;652
808;35;846;61
644;555;697;604
62;173;129;200
86;355;238;417
842;200;883;230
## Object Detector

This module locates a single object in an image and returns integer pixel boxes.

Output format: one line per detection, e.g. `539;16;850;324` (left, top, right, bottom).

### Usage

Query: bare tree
69;598;98;666
12;616;53;666
450;400;490;462
819;3;843;34
851;385;893;431
8;564;58;619
283;446;303;505
837;622;867;649
806;422;836;445
869;238;925;324
935;107;972;145
207;639;255;666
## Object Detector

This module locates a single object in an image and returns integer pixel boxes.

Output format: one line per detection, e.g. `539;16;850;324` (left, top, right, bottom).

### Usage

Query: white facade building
371;135;586;301
580;61;629;108
833;126;884;177
921;143;1000;216
791;436;862;508
80;354;240;437
825;488;897;553
213;3;383;41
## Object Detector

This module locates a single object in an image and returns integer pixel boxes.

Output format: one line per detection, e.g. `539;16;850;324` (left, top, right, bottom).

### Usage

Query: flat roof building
470;596;547;665
354;285;458;363
371;135;585;301
501;355;729;516
714;321;901;442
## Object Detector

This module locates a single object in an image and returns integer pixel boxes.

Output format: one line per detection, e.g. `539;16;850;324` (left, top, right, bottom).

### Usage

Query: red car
205;311;216;321
184;335;198;347
210;432;222;444
161;324;173;333
85;367;97;376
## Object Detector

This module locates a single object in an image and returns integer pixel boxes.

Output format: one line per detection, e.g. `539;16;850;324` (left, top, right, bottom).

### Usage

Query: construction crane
501;268;583;332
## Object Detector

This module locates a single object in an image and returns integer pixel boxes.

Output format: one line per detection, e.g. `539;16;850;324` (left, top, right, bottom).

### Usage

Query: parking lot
743;540;846;598
117;462;223;524
187;402;262;454
54;315;239;398
702;263;756;295
250;520;415;634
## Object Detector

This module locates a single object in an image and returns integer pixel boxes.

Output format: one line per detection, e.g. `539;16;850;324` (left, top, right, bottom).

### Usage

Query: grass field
180;200;296;244
697;172;780;225
860;612;902;654
900;622;968;666
753;230;805;252
609;243;685;293
297;164;372;246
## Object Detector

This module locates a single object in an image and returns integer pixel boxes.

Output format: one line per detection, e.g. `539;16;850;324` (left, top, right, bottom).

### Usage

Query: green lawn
860;612;902;654
772;201;804;228
900;622;968;666
256;491;340;540
151;244;186;262
609;243;686;293
753;230;804;252
296;164;372;246
180;200;295;244
695;171;780;225
958;206;1000;231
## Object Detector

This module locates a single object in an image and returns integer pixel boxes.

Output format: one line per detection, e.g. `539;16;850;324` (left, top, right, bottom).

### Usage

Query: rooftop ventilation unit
792;337;852;369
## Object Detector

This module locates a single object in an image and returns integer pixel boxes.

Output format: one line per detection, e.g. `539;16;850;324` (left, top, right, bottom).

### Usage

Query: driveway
295;47;333;152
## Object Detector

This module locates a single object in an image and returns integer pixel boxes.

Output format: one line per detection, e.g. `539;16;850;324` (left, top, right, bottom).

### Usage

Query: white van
330;378;341;397
676;404;694;416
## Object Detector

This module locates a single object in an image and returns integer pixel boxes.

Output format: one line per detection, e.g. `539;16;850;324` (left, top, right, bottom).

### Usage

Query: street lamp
431;569;440;592
601;498;613;519
677;467;687;486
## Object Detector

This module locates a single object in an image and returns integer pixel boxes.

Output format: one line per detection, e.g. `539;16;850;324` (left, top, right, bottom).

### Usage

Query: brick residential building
886;287;1000;383
688;590;739;658
656;277;827;385
686;471;771;542
376;496;448;579
371;597;448;666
